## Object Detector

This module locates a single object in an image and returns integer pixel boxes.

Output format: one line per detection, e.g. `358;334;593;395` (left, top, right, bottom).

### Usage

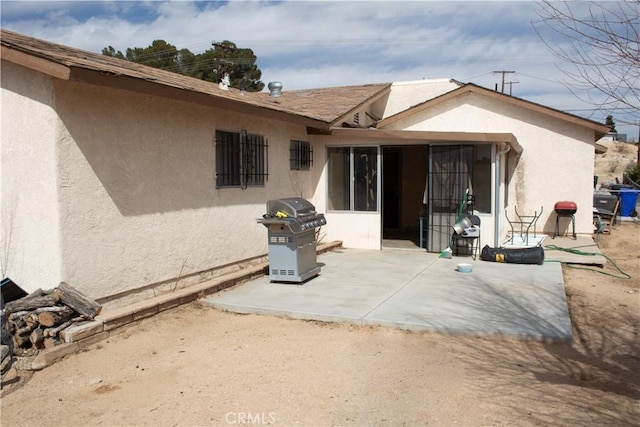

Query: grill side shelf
256;218;295;225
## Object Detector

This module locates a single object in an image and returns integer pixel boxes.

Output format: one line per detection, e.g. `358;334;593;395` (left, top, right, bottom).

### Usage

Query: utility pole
493;70;515;93
505;81;519;96
212;41;233;76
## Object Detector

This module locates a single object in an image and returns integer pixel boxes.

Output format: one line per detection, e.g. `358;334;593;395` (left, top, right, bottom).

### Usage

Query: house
1;29;609;301
599;132;627;143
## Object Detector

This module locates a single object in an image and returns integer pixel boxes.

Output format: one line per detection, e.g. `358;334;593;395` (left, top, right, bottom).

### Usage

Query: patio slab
202;248;573;342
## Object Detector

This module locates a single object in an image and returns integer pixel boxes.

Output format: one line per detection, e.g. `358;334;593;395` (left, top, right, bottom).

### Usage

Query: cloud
1;0;636;135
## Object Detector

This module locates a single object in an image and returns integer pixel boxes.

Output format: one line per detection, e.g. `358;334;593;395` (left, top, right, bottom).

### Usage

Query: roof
1;29;610;141
377;83;611;139
0;29;388;130
257;84;390;125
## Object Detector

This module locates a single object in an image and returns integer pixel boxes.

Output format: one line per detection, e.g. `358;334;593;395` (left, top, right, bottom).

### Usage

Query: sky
1;0;637;138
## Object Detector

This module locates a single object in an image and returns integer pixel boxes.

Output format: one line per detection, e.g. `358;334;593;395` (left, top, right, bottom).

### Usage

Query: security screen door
426;145;474;252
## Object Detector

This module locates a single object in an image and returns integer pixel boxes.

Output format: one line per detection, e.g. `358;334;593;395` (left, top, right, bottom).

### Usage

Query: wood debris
1;282;101;373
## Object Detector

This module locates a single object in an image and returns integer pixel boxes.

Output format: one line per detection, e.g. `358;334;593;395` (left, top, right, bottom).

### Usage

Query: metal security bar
216;130;268;188
427;145;474;252
289;140;313;170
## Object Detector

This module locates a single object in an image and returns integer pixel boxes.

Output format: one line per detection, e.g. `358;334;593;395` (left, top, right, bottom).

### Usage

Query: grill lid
257;197;326;232
554;201;577;214
267;197;317;218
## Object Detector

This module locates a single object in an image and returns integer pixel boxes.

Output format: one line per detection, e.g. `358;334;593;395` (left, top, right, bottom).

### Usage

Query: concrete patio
202;238;592;342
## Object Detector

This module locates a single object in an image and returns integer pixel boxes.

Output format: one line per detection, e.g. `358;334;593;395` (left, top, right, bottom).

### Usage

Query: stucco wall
2;61;317;299
379;80;461;119
1;61;64;292
385;92;597;236
52;80;315;299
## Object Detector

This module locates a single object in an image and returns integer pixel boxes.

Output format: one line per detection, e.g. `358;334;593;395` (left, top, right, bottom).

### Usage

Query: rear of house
1;30;608;302
307;81;607;253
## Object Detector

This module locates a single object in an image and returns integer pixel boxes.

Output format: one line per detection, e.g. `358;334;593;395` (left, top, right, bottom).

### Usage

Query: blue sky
1;0;637;138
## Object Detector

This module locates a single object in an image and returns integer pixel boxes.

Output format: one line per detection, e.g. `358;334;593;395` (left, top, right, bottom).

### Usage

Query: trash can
618;189;640;217
610;183;632;192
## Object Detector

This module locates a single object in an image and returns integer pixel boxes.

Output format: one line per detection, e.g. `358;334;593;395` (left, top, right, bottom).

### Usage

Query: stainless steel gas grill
257;197;327;283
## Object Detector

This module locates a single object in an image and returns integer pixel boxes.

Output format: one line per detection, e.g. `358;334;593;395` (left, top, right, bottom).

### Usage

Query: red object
554;201;577;215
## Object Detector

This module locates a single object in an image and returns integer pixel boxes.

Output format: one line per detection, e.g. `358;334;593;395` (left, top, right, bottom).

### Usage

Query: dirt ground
1;219;638;426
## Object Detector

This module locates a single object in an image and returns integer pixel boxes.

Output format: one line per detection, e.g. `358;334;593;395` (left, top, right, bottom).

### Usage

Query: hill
594;141;639;187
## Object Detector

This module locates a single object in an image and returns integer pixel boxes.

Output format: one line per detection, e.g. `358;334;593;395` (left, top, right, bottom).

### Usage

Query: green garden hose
544;244;631;280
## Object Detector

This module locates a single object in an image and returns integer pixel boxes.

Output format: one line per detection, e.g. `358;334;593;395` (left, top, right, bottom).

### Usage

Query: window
328;146;378;211
290;140;312;170
215;130;268;188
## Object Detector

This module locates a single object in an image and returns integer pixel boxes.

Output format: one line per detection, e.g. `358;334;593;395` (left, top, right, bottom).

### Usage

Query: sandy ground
1;219;638;426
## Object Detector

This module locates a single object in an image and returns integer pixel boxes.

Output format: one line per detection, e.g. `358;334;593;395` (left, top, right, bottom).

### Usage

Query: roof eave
377;83;611;140
595;143;608;154
1;45;71;80
1;44;333;130
310;127;523;154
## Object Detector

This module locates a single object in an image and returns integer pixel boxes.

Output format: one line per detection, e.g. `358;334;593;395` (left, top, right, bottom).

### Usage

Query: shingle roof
0;29;389;128
257;84;390;124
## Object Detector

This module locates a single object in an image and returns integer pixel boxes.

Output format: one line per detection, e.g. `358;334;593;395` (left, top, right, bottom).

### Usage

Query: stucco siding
1;61;64;292
323;212;381;249
380;79;461;119
49;79;311;299
384;92;597;236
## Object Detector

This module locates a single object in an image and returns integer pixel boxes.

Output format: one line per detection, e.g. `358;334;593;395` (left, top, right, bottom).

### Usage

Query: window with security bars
290;140;313;170
215;130;268;188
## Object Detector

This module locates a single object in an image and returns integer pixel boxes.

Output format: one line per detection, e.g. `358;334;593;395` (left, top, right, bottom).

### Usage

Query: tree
126;40;181;72
102;39;264;92
187;41;264;91
605;115;617;133
101;46;125;60
533;1;639;117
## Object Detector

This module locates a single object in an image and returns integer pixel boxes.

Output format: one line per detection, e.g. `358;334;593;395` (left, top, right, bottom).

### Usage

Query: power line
516;72;560;84
460;71;495;81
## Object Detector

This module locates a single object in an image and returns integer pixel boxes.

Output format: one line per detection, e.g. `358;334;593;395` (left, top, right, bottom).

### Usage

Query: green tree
101;45;125;60
205;41;264;91
124;40;181;72
102;39;264;92
605;115;617;133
